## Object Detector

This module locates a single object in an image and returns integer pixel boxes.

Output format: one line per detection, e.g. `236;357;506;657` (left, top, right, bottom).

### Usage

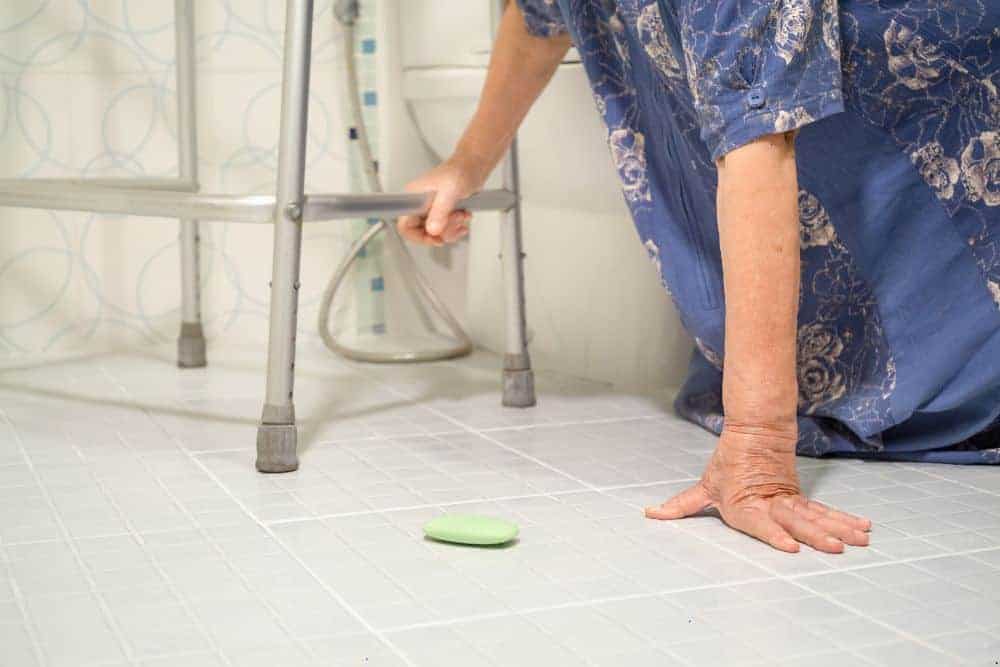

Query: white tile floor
2;343;1000;666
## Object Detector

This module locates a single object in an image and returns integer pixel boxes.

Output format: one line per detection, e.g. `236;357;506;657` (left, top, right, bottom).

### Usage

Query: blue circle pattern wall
0;0;379;357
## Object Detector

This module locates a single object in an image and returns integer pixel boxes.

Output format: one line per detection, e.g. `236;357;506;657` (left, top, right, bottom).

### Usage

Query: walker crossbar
2;0;535;473
0;182;518;224
0;178;199;192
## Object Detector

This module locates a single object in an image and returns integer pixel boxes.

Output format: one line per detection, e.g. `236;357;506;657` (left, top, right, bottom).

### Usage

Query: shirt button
748;87;766;109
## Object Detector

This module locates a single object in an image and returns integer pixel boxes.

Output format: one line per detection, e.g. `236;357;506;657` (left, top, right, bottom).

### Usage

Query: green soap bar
423;514;519;546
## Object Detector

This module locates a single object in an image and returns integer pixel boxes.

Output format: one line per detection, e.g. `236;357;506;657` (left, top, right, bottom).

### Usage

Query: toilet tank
399;1;494;68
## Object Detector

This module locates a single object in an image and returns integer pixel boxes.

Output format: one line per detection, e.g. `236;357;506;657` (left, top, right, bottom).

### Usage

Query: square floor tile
5;346;1000;666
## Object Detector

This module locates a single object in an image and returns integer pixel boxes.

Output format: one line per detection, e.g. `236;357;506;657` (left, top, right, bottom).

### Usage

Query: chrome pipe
301;188;516;221
0;183;516;224
256;0;315;473
0;177;196;191
176;0;203;325
175;0;206;366
493;0;535;407
500;141;529;362
0;183;276;223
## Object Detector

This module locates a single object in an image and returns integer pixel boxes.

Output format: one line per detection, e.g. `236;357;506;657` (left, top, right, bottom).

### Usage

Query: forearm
453;2;571;178
716;133;800;435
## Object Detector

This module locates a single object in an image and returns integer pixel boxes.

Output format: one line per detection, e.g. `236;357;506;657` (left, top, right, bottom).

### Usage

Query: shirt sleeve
516;0;569;38
680;0;845;160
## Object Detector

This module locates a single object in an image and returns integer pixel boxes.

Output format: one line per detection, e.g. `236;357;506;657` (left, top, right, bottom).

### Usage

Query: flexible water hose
319;4;473;362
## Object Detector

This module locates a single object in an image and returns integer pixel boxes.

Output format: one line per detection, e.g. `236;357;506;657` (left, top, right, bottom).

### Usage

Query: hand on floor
645;426;872;553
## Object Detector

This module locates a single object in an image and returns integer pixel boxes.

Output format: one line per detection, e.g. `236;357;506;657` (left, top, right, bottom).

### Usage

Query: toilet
397;2;624;215
378;0;693;392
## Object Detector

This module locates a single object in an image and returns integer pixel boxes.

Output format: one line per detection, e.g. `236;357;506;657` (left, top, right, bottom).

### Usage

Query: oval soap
423;514;519;546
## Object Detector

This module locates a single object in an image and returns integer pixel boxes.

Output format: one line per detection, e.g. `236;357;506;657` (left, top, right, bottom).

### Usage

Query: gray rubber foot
177;323;207;368
255;424;299;473
502;369;536;408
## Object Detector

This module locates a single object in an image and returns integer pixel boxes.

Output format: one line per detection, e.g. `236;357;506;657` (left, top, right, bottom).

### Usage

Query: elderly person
397;0;999;553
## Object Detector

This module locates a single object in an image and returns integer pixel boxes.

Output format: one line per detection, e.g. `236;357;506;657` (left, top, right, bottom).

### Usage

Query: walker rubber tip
255;423;299;473
423;514;519;546
502;368;536;408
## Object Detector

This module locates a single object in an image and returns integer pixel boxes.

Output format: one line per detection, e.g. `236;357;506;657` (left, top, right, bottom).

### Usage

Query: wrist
447;150;493;190
722;372;798;440
721;417;798;456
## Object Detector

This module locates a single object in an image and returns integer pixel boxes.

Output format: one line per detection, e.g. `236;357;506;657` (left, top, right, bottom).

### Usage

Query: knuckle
768;530;789;545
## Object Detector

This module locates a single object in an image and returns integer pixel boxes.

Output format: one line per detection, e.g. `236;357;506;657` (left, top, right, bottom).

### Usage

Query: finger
644;483;711;520
772;503;844;553
441;211;472;243
443;224;470;243
815;516;869;547
726;505;799;553
425;188;460;237
400;226;439;246
804;500;872;532
397;215;442;246
792;503;869;546
397;216;430;244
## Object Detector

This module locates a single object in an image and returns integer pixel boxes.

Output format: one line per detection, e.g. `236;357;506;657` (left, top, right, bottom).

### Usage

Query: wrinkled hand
397;156;487;246
645;426;871;553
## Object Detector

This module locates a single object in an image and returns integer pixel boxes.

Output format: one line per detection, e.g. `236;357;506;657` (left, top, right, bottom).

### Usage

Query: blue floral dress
517;0;1000;463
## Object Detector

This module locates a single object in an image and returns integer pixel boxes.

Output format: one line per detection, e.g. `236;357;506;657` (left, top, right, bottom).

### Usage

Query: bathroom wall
0;0;693;393
0;1;379;358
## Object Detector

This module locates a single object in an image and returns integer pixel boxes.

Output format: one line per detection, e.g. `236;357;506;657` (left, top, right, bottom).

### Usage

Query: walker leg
256;0;314;473
175;0;206;368
500;138;536;408
178;219;206;367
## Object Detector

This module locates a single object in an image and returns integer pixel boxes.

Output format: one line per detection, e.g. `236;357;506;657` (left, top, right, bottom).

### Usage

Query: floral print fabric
517;0;1000;463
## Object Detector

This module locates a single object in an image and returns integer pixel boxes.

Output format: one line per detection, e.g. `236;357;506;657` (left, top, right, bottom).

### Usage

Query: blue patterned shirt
517;0;1000;462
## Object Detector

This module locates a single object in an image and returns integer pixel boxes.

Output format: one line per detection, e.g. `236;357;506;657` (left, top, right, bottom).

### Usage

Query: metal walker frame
0;0;536;472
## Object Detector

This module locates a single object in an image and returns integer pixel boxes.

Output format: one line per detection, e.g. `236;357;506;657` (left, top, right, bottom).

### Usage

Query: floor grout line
145;407;422;667
131;465;318;664
362;537;1000;650
88;435;234;667
105;368;302;665
787;543;1000;579
328;365;730;662
184;450;421;667
263;477;700;526
339;369;799;663
0;479;699;549
0;545;48;667
7;349;1000;666
900;462;1000;502
377;574;779;635
352;368;978;664
183;415;671;457
103;368;333;665
472;413;662;433
1;411;139;666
